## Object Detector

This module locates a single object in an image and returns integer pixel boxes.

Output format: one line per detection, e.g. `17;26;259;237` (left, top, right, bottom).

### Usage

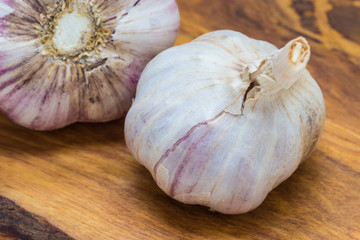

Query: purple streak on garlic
0;0;179;130
125;30;325;214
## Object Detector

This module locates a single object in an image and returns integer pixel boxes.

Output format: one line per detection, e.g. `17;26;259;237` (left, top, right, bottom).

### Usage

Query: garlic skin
125;31;325;214
0;0;179;130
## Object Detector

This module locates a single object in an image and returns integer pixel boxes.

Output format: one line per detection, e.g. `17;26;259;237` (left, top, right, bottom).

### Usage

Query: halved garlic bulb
0;0;179;130
125;30;325;214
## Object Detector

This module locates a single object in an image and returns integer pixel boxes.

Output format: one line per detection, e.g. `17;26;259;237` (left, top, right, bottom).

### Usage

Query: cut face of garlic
125;30;325;214
0;0;179;130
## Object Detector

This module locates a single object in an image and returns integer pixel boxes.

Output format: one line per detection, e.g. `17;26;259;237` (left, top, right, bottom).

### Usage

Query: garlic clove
125;30;325;214
0;0;179;130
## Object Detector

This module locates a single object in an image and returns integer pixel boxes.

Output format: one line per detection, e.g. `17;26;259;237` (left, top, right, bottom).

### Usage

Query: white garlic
0;0;179;130
125;30;325;214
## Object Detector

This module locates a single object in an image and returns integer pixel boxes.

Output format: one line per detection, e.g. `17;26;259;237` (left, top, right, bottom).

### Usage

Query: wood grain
0;232;22;240
0;196;73;240
0;0;359;239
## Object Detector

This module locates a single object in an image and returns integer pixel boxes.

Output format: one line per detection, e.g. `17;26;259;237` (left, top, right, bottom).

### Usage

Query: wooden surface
1;0;360;239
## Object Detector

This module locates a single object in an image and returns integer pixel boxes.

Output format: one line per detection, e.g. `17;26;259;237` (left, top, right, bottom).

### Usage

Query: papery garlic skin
0;0;179;130
125;31;325;214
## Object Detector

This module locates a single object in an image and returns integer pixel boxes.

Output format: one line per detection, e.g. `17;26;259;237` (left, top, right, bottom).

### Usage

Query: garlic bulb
125;30;325;214
0;0;179;130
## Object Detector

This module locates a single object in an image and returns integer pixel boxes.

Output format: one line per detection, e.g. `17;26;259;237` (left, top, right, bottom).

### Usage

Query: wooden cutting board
1;0;360;239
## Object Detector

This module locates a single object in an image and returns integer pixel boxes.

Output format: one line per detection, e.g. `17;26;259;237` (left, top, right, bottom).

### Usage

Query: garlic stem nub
252;37;311;94
273;37;310;90
289;38;310;65
291;42;302;63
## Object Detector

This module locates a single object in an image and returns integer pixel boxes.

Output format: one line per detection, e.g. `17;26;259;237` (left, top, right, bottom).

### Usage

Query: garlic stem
250;37;310;94
273;37;310;89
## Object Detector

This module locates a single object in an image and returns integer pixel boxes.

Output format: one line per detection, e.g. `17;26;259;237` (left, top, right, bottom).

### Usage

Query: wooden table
1;0;359;239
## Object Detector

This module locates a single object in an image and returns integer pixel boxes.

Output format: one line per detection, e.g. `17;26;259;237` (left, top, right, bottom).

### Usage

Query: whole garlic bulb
125;30;325;214
0;0;179;130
